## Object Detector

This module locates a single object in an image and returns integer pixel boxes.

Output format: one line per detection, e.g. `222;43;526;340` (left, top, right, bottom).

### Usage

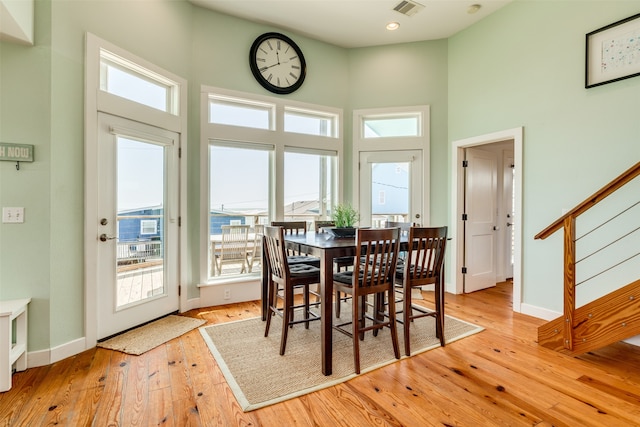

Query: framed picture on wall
586;12;640;88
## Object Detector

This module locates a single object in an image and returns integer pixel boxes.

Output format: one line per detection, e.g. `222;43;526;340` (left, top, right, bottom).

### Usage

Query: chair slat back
271;221;307;235
271;221;307;255
354;228;400;293
405;226;447;286
264;226;288;284
314;220;335;233
220;225;250;261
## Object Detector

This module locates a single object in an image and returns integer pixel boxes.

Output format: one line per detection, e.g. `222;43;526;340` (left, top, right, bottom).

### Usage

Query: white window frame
100;49;180;115
353;105;430;226
200;86;343;286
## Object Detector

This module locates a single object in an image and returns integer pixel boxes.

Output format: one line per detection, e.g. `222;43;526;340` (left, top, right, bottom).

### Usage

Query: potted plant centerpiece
328;203;359;238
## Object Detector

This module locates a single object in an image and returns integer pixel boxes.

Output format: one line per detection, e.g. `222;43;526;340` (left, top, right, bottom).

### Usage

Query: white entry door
359;150;423;227
464;147;498;292
96;113;179;339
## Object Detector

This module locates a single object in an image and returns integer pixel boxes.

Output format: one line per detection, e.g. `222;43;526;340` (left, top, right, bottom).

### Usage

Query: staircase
535;162;640;356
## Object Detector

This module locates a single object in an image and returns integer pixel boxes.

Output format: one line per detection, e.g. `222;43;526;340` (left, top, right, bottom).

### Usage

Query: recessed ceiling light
386;22;400;31
467;4;482;14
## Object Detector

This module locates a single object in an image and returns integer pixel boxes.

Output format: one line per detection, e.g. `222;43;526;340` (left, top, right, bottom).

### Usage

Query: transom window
209;95;274;130
99;49;180;114
284;107;338;137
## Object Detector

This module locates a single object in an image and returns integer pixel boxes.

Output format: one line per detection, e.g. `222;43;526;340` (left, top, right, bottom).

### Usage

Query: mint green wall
449;1;640;311
0;0;52;350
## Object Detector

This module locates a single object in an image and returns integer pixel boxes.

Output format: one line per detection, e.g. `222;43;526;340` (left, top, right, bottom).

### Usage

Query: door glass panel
116;137;165;308
370;162;410;227
209;144;270;278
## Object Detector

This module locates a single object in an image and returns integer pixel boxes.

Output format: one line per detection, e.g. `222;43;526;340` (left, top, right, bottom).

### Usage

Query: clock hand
260;62;280;72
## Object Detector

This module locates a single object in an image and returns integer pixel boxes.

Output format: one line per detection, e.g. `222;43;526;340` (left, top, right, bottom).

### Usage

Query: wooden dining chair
270;221;321;267
215;224;250;275
263;226;322;355
332;227;401;374
396;226;448;355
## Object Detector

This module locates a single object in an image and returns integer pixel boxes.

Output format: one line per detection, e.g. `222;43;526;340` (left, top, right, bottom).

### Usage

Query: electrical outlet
2;207;25;223
223;288;231;300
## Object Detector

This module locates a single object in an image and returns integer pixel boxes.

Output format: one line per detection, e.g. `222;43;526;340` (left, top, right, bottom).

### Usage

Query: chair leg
264;277;275;338
404;286;412;356
372;293;386;337
435;275;445;346
335;290;341;318
387;287;400;360
280;285;293;355
358;296;367;341
303;285;311;329
352;296;361;374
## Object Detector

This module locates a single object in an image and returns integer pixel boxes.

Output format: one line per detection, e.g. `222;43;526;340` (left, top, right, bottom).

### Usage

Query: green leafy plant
331;203;359;228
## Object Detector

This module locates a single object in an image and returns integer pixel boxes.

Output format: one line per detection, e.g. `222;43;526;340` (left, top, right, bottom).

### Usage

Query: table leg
261;236;268;321
320;251;334;376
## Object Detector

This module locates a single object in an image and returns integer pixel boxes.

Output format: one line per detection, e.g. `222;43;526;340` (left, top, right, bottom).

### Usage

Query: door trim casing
352;106;430;224
451;127;523;312
84;33;188;349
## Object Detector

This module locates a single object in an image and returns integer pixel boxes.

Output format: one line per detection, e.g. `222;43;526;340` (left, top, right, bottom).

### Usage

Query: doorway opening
451;127;523;312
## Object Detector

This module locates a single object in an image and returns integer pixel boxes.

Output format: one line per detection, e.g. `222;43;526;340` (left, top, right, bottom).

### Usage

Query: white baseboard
51;337;86;363
27;348;51;368
198;280;261;307
182;297;202;312
28;337;88;368
520;303;560;321
624;336;640;347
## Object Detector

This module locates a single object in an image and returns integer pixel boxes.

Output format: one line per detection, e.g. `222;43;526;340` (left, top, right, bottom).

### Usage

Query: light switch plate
2;207;25;223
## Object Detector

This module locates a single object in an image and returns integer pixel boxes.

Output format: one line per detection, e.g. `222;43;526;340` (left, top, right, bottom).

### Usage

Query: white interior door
464;147;498;292
96;113;179;339
359;150;422;227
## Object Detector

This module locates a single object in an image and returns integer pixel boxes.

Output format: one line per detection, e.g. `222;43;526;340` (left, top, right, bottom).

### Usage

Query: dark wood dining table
260;231;408;376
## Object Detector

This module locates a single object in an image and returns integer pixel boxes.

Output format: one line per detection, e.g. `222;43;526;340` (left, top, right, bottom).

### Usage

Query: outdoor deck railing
117;240;162;265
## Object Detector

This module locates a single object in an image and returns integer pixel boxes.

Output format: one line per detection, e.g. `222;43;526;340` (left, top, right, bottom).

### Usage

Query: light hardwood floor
2;281;640;426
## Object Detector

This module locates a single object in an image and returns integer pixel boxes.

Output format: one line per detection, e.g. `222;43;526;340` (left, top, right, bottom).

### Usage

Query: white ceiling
189;0;513;48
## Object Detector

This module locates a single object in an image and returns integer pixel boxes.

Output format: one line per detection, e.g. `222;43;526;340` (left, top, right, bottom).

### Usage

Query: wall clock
249;32;306;94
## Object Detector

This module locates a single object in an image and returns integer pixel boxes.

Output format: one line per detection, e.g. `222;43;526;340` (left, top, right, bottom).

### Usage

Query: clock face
249;33;306;94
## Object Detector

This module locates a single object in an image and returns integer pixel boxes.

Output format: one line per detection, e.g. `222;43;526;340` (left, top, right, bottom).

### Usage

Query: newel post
563;216;576;350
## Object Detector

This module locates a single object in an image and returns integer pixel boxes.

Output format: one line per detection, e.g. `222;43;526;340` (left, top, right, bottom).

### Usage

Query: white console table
0;298;30;392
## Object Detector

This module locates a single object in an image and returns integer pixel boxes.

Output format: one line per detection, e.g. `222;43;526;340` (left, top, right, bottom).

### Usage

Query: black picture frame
586;12;640;88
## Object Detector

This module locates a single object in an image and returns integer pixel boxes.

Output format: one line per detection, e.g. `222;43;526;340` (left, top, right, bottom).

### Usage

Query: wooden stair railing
535;161;640;355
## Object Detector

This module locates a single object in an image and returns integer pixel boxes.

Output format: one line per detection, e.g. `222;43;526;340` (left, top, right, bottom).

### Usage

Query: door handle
99;233;116;242
507;222;513;227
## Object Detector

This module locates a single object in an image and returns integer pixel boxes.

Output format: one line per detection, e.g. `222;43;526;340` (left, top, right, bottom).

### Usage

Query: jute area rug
98;315;205;355
200;304;483;411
